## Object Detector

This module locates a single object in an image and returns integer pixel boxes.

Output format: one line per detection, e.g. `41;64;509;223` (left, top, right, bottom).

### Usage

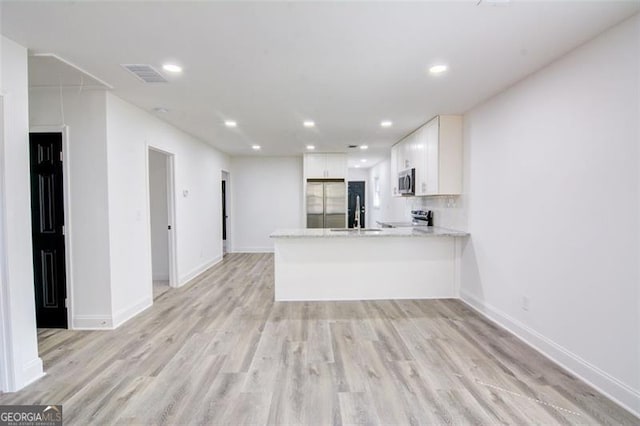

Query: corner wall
29;88;112;328
0;35;43;391
230;156;302;252
460;15;640;414
105;93;230;326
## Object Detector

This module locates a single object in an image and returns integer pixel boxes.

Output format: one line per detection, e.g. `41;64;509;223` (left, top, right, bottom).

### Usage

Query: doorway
28;132;68;328
221;171;229;255
348;181;366;228
148;148;176;299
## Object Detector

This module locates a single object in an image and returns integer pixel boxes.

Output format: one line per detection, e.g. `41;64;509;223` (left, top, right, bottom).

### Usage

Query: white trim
460;290;640;418
231;247;274;253
112;297;152;328
29;126;74;329
21;358;44;388
72;314;114;330
179;256;222;287
146;145;178;291
0;93;14;392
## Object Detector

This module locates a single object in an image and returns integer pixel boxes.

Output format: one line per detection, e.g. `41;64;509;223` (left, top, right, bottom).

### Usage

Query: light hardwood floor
0;253;636;425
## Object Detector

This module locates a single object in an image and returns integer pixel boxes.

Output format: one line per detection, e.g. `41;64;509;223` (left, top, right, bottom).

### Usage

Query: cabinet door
413;126;428;196
324;153;347;178
399;138;411;171
390;145;399;197
424;117;439;194
305;154;327;178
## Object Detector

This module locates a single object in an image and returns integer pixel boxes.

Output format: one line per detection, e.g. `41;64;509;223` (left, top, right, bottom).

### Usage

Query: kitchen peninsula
270;227;468;301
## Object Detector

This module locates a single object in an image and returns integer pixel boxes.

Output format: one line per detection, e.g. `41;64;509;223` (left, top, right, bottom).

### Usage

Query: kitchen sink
330;228;383;232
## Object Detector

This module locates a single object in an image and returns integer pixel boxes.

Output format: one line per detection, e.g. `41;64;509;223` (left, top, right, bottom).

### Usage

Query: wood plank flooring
0;253;636;425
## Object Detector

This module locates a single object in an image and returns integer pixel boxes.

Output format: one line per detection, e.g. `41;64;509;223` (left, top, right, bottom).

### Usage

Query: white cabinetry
390;145;399;196
390;115;462;197
304;153;347;179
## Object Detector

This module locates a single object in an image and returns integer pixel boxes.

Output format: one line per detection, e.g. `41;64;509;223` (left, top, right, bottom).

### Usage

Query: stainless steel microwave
398;168;415;195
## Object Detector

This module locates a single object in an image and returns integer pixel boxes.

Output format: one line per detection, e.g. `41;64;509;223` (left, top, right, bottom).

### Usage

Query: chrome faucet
354;195;361;229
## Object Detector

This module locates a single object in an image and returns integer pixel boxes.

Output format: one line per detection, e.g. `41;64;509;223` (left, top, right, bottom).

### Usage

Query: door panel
306;182;324;215
29;133;67;328
324;181;345;215
307;214;324;229
347;181;366;228
325;214;346;229
222;180;227;240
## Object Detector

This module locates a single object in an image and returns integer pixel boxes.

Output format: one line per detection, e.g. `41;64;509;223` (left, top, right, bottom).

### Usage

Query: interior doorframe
0;93;13;391
145;145;178;290
29;125;74;329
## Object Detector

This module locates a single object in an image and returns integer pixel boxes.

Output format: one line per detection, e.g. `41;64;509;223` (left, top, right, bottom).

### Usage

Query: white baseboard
72;314;114;330
231;247;274;253
20;357;44;389
460;290;640;418
112;297;152;328
179;256;222;286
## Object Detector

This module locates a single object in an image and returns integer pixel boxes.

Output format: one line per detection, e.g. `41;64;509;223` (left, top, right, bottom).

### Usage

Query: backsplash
410;195;467;230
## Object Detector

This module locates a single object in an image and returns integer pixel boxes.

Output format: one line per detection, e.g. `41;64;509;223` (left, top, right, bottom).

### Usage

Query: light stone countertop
270;227;469;238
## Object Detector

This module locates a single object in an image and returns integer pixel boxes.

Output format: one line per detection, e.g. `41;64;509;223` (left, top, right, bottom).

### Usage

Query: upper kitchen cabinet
422;115;462;196
390;115;462;197
304;153;347;179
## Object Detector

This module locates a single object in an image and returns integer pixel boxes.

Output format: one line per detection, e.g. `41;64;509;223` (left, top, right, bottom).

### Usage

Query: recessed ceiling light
429;64;448;74
162;63;183;73
360;145;369;150
303;120;315;128
380;121;392;128
355;165;361;168
306;145;315;150
251;145;261;150
224;120;237;127
360;159;367;163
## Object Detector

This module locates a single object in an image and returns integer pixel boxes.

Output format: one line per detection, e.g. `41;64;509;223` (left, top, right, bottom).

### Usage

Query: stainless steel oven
398;168;415;195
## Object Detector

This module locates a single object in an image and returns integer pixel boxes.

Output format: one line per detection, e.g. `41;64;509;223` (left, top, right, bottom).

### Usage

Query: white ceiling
2;1;638;168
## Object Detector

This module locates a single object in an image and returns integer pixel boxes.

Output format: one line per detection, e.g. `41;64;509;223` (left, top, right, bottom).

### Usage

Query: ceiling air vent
121;64;167;83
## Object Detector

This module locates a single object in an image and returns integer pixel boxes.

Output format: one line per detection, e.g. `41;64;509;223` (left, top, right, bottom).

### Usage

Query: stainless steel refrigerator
306;180;346;228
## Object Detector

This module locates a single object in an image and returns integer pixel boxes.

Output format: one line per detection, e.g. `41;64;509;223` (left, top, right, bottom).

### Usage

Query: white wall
105;93;229;326
460;15;640;414
230;156;302;252
149;150;169;281
0;35;43;391
29;89;112;327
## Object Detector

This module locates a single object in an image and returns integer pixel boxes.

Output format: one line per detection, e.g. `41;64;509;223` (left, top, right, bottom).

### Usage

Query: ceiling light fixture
360;145;369;150
224;120;237;127
355;165;361;168
306;145;316;150
360;159;367;163
380;121;392;128
303;120;315;128
162;63;183;73
429;64;448;74
251;145;261;150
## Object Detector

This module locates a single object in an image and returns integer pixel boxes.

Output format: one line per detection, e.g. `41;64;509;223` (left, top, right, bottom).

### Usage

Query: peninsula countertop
270;227;469;238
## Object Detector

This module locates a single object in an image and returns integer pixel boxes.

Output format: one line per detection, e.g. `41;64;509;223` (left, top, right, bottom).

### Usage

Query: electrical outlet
522;296;530;311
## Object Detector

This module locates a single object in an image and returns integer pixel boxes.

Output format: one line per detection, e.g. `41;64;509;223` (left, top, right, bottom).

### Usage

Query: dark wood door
222;180;227;240
347;181;366;228
29;133;68;328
